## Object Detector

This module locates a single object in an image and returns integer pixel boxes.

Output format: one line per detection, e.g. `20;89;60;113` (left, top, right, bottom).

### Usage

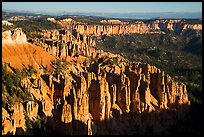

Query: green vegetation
2;24;15;31
2;63;54;134
10;18;62;39
25;114;49;135
51;58;69;74
25;115;33;130
22;65;37;77
2;63;34;111
183;19;202;24
58;15;103;25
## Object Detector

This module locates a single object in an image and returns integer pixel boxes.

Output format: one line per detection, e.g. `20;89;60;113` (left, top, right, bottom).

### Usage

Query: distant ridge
2;10;202;19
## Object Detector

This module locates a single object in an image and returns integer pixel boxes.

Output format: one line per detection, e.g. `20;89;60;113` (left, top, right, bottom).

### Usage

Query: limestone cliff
73;22;150;36
183;23;202;30
55;18;202;36
154;19;202;31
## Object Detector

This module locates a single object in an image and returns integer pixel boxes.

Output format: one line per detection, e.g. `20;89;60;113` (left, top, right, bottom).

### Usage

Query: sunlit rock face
1;57;190;135
72;23;150;36
2;28;27;44
2;19;192;135
2;28;56;71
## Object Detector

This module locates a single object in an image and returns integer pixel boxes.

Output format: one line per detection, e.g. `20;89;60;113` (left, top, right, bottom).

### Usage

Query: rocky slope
2;28;56;71
2;25;191;135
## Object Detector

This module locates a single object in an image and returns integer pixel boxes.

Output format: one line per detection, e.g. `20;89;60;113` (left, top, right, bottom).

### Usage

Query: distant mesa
100;19;128;25
56;17;77;26
47;17;56;22
62;18;73;22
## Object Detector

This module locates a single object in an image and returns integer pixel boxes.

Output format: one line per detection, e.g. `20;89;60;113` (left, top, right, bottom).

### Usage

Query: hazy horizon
2;2;202;19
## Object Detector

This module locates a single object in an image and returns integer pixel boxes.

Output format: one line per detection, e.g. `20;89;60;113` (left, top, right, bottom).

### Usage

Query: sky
2;2;202;19
2;2;202;13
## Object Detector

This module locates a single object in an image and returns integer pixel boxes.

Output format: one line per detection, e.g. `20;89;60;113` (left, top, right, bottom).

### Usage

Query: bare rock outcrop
183;24;202;30
2;103;26;135
30;29;96;58
100;19;128;25
73;22;150;36
2;20;14;26
2;28;27;44
2;55;190;135
31;58;189;135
